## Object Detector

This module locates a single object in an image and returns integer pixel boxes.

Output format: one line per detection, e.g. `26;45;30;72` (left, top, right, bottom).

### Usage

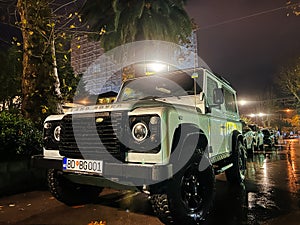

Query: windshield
117;70;203;102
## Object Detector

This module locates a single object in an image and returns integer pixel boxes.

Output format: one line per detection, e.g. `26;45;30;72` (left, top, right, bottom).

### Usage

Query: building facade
70;33;200;96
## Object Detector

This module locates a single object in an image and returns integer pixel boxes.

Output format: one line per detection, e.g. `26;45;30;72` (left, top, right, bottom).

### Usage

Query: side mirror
213;88;224;105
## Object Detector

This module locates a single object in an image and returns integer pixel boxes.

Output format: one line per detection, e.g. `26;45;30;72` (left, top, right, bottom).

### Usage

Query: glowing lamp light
248;113;266;118
76;98;90;105
258;113;266;117
239;100;247;106
147;63;167;72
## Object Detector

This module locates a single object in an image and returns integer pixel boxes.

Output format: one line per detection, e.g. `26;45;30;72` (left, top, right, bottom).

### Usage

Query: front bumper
31;155;173;182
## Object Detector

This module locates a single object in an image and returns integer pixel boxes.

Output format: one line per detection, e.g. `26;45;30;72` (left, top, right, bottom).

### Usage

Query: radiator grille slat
59;111;125;162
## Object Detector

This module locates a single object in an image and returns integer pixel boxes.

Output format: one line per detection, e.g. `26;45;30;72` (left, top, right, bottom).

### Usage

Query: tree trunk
17;0;36;120
51;35;63;114
17;0;63;123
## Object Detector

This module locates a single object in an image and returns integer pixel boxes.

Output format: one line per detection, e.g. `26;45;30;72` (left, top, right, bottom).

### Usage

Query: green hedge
0;111;42;161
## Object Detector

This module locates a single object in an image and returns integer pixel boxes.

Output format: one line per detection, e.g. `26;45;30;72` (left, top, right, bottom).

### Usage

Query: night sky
1;1;299;100
186;0;300;99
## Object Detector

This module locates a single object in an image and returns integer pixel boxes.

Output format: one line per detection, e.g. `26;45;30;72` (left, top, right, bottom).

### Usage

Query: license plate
63;158;103;175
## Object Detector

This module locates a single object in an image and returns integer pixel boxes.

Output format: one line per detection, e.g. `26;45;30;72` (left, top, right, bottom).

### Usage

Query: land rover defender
33;67;246;225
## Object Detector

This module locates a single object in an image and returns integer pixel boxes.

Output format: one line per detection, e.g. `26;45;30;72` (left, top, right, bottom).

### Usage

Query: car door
205;74;227;157
222;87;240;152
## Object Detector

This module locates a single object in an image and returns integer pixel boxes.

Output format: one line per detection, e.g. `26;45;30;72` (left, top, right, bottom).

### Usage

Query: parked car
32;68;246;225
269;130;279;144
243;126;255;155
283;132;298;139
289;134;299;139
248;124;264;151
261;128;275;148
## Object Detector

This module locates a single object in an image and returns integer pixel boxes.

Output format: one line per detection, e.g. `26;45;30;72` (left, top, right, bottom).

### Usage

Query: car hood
66;97;198;115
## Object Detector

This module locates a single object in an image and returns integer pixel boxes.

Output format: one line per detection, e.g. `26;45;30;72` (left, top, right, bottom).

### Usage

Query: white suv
33;68;246;225
248;124;264;151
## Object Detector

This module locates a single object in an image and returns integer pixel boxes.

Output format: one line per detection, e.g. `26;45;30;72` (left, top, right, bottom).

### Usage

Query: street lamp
249;113;256;118
258;112;266;117
247;112;268;126
239;100;248;106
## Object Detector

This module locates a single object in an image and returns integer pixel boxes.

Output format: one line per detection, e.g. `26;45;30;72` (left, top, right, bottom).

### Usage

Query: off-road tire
225;140;247;185
150;194;174;224
150;153;215;225
47;169;103;206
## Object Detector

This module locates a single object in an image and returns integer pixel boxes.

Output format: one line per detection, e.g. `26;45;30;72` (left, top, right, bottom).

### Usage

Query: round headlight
44;122;52;129
132;122;148;142
53;126;61;142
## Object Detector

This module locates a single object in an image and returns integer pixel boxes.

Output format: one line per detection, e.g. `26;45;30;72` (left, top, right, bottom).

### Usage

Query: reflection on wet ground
93;139;300;225
205;139;300;225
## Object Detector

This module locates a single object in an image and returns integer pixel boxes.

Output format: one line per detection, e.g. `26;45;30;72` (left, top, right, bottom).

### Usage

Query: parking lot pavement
263;138;300;225
263;210;300;225
1;138;300;225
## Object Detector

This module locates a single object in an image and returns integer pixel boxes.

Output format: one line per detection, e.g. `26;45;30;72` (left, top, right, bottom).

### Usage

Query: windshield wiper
140;96;160;100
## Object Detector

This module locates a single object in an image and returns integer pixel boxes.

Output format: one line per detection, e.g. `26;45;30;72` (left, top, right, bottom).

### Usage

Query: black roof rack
212;71;233;87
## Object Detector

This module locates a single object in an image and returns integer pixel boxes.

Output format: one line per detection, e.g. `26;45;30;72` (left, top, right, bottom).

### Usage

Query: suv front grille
59;111;126;162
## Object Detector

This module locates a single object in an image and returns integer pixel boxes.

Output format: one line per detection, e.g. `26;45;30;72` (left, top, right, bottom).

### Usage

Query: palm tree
81;0;192;50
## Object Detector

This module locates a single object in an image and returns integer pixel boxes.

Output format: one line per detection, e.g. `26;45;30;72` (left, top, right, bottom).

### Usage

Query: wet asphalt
0;138;300;225
206;138;300;225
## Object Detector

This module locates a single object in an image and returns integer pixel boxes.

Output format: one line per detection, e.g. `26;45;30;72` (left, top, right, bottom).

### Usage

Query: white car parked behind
248;124;264;151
